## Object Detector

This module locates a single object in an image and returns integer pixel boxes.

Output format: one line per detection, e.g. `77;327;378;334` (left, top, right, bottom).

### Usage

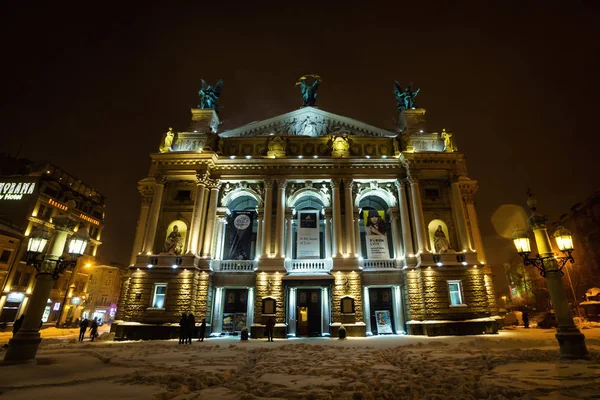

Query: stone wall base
330;323;367;338
111;322;211;341
407;320;499;336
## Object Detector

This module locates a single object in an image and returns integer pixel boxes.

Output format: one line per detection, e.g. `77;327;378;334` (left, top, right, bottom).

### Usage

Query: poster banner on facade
222;314;234;333
297;211;320;259
363;210;389;259
227;211;255;260
375;310;394;334
234;313;247;331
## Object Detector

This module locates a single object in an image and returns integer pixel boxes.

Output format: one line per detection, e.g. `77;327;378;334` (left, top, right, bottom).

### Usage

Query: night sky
2;3;599;294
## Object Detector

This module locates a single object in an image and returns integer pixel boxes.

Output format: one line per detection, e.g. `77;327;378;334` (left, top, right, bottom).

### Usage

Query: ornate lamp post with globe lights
3;200;89;363
511;191;589;360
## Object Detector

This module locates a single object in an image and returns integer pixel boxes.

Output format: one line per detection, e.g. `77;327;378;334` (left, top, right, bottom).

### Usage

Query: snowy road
1;327;599;399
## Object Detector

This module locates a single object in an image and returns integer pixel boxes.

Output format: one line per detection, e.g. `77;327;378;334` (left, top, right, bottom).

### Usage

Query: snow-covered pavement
1;327;599;399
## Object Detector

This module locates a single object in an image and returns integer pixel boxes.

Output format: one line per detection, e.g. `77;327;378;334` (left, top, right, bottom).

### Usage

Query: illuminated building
114;96;498;339
0;156;105;324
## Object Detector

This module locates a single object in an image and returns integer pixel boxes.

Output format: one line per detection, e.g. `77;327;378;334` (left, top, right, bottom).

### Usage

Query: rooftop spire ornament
197;79;223;110
295;74;321;107
393;82;420;111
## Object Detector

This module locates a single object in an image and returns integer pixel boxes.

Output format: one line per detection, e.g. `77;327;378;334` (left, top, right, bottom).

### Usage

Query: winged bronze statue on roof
393;82;420;111
296;75;321;107
198;79;224;109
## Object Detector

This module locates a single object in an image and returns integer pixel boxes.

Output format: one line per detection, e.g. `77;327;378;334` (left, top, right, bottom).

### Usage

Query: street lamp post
3;204;89;364
512;191;589;360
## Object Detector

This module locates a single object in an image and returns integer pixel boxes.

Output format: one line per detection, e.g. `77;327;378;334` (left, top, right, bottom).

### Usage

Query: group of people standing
78;317;99;342
179;313;206;344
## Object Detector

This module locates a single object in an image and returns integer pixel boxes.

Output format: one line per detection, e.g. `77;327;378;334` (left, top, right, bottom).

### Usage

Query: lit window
448;280;464;306
152;284;167;308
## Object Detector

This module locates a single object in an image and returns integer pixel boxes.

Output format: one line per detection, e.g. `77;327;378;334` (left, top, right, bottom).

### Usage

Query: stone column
142;176;166;254
450;175;472;252
392;285;406;334
214;216;227;260
363;286;372;335
354;207;361;258
463;192;487;263
187;172;208;255
274;179;287;258
255;208;263;259
324;208;332;259
261;179;274;258
201;180;221;258
196;185;210;254
331;179;344;257
396;179;414;257
407;174;429;254
286;210;294;260
288;287;297;336
388;208;402;259
247;287;255;330
321;287;330;336
130;195;151;265
343;179;356;257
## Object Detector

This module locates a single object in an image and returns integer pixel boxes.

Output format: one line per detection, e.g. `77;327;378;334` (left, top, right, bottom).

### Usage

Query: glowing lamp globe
68;227;90;257
554;226;574;252
512;229;531;255
27;228;50;254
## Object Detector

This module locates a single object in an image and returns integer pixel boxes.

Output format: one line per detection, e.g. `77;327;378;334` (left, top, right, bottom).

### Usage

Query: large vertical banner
363;210;389;259
297;210;320;259
227;211;255;260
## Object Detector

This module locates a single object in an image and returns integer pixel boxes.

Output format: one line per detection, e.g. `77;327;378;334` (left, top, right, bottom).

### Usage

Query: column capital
207;178;221;190
331;178;342;188
153;174;168;185
407;173;420;185
276;178;288;189
264;178;274;189
342;178;353;187
323;207;332;218
395;178;408;189
196;170;210;186
387;207;400;219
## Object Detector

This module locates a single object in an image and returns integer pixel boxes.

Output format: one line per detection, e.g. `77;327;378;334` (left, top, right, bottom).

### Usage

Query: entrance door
296;289;321;336
222;289;248;334
369;287;395;335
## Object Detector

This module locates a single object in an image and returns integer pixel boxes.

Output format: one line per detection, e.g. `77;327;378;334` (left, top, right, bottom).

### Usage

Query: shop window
341;296;355;314
151;284;167;308
262;297;276;315
0;250;11;264
448;280;465;306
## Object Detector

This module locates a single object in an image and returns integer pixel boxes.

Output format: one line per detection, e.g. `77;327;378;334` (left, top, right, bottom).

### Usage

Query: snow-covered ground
1;327;599;399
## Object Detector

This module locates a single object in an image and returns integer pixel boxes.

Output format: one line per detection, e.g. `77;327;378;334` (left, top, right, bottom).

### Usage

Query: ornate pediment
219;107;396;138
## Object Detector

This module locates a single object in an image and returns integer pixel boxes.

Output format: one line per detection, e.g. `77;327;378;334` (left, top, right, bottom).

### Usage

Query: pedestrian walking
266;317;275;342
198;318;206;342
90;317;98;342
187;313;196;344
179;313;188;345
79;318;89;342
522;308;530;329
12;315;25;337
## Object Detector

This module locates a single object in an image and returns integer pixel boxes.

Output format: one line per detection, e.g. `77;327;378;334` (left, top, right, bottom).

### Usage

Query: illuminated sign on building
6;292;25;302
0;182;36;200
79;214;100;225
48;199;68;210
53;302;61;311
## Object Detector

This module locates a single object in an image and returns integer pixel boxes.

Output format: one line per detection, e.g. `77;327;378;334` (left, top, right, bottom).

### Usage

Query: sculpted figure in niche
331;135;350;157
267;136;286;157
433;225;451;254
164;225;184;255
159;128;175;153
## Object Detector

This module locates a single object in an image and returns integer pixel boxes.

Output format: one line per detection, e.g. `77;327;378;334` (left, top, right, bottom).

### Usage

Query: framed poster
364;209;389;259
375;310;393;334
297;211;320;258
222;313;234;333
234;313;247;331
227;211;255;260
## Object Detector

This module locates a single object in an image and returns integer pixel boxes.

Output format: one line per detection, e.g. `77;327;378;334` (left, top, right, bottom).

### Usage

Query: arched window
358;195;393;259
428;219;452;254
291;194;326;259
222;195;258;260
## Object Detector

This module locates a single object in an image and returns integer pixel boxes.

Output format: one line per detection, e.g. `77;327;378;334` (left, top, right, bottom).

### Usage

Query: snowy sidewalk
0;327;599;399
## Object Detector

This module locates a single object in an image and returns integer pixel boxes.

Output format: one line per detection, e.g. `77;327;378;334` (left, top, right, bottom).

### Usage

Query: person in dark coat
90;317;99;341
187;313;196;344
179;313;188;345
79;318;89;342
198;318;206;342
13;315;25;337
266;317;275;342
522;308;530;329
